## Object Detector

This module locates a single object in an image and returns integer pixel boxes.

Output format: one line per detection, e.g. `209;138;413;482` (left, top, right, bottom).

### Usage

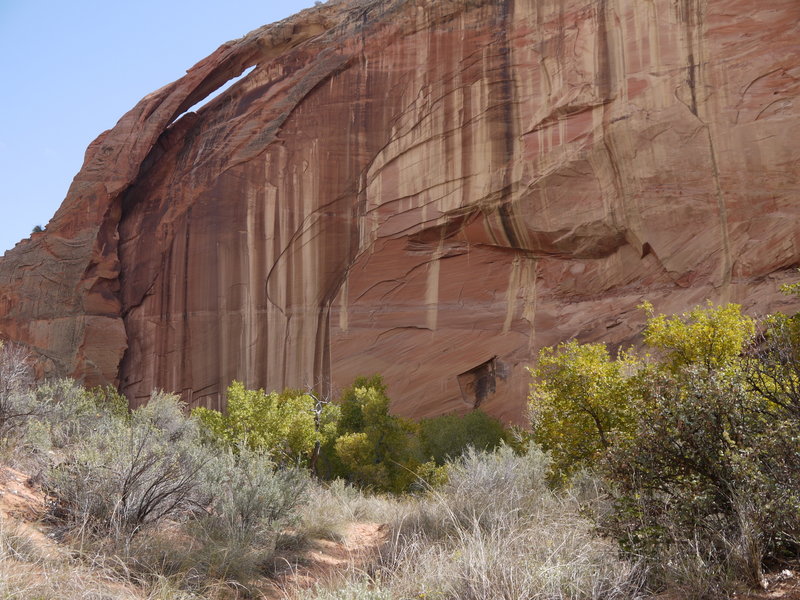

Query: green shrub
419;410;510;465
599;364;798;592
605;304;794;591
528;303;757;482
0;379;131;477
196;376;464;493
41;386;313;592
199;446;309;548
528;302;799;593
86;384;129;420
38;379;126;448
138;446;311;588
744;310;800;421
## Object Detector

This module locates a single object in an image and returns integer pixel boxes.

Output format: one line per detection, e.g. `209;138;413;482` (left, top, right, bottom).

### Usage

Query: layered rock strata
1;0;799;422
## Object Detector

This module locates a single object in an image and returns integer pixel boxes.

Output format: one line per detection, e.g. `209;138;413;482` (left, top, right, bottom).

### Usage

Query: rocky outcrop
1;0;799;422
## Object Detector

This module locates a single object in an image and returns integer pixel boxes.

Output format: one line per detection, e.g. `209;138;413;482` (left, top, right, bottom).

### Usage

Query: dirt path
0;464;43;521
0;464;59;555
262;522;387;599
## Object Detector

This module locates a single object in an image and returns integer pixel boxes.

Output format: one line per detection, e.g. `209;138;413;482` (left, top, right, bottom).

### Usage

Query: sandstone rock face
1;0;799;422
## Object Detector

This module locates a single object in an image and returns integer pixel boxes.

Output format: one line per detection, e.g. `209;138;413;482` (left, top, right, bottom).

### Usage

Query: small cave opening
458;356;508;409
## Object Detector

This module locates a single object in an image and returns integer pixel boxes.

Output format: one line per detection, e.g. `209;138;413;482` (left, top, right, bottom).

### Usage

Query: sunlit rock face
1;0;799;422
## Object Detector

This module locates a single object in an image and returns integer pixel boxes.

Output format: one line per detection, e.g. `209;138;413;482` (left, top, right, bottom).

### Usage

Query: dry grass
306;447;645;600
382;502;641;599
0;516;145;600
296;479;402;543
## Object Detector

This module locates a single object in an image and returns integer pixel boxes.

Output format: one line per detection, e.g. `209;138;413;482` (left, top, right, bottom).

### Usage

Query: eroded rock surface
1;0;799;421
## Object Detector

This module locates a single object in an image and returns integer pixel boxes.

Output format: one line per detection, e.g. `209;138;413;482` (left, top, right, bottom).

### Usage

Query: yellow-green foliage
641;301;755;372
329;375;430;493
598;303;800;581
528;302;755;479
197;377;510;493
780;279;800;297
193;381;333;464
86;384;130;420
528;341;639;479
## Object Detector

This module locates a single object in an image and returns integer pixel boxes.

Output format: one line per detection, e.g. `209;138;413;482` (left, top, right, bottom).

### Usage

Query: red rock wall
1;0;799;422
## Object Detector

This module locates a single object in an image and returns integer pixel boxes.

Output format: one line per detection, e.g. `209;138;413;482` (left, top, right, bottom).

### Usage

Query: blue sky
0;0;317;254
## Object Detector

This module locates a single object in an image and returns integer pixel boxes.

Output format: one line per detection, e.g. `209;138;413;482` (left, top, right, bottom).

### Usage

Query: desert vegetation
0;293;799;598
528;298;800;597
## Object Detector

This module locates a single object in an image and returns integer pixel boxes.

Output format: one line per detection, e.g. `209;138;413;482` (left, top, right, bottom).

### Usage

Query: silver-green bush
46;394;207;542
360;446;645;600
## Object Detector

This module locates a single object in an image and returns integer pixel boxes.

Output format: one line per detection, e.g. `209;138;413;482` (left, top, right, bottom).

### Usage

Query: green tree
193;381;337;465
528;301;800;587
605;303;791;587
640;301;755;372
325;375;427;493
528;303;756;480
601;357;800;587
527;340;639;479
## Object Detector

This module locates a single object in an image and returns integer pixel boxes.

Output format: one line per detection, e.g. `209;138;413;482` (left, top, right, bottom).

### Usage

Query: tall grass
297;478;402;543
0;516;204;600
307;446;645;600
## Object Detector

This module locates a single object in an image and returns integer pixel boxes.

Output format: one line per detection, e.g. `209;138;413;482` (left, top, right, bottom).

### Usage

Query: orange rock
1;0;799;422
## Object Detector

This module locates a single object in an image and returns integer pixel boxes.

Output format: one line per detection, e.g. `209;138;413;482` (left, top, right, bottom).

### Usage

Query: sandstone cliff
1;0;799;421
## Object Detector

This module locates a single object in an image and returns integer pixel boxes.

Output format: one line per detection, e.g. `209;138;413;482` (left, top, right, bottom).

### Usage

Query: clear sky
0;0;318;254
